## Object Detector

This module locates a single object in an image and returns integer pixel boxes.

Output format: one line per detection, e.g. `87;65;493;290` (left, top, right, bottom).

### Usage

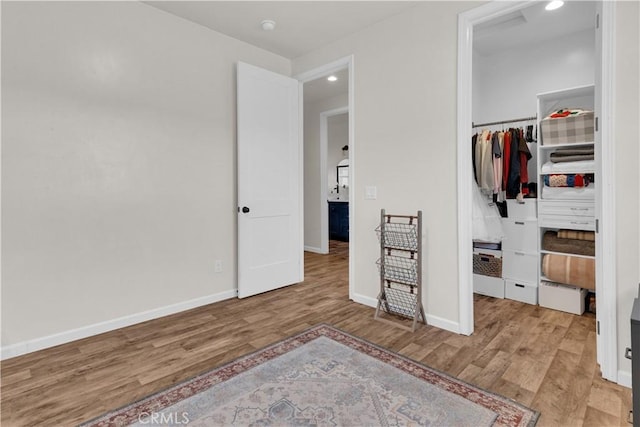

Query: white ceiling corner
143;1;420;60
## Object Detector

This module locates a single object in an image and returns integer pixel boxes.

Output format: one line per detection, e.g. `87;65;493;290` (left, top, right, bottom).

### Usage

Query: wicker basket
473;253;502;278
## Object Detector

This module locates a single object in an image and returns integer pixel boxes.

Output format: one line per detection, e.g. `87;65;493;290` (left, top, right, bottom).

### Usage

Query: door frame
295;55;355;300
320;106;349;254
456;2;618;382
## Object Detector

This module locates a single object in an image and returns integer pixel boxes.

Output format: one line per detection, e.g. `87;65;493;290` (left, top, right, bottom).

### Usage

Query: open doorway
458;1;617;383
296;57;354;299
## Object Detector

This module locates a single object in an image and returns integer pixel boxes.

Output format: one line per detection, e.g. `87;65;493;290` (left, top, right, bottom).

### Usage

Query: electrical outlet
214;260;223;273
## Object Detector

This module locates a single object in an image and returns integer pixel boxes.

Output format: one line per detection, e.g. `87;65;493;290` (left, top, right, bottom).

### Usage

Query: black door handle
242;206;250;213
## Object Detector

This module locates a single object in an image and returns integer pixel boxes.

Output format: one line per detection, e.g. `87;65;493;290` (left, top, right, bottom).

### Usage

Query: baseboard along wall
1;289;237;360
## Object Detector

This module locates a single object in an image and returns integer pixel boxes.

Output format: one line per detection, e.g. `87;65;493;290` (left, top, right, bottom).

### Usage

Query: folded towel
558;229;595;241
543;174;592;187
543;231;595;256
550;154;595;163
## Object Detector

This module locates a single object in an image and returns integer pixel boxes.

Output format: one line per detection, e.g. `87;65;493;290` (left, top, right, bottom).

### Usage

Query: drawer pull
515;221;525;225
570;221;590;225
515;283;525;288
515;252;525;256
571;207;590;211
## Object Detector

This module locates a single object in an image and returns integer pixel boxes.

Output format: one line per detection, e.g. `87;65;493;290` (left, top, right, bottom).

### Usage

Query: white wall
294;1;478;327
293;0;640;355
614;0;640;380
303;93;347;252
1;1;290;350
472;29;595;125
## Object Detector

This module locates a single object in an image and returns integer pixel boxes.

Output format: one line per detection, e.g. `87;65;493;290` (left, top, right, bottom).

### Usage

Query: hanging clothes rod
472;115;537;128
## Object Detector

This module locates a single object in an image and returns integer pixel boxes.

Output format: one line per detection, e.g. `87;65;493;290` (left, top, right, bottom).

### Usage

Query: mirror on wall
337;159;349;187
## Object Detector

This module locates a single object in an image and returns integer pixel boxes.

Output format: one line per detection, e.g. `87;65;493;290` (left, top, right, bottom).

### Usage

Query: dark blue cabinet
328;202;349;241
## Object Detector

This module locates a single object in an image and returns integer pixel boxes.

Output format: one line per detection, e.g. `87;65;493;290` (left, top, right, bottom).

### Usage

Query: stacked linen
542;230;595;257
541;229;596;290
549;146;594;162
541;146;595;200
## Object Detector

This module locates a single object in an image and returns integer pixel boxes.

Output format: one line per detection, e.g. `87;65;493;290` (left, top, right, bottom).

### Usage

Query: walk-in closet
470;2;600;334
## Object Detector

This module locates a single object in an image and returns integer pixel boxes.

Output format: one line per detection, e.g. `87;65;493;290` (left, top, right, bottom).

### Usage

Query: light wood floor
1;240;631;426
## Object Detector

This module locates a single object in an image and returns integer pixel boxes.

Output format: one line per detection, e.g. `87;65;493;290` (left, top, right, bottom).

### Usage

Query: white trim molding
351;292;378;308
1;290;237;360
596;0;617;382
304;245;327;254
426;314;460;334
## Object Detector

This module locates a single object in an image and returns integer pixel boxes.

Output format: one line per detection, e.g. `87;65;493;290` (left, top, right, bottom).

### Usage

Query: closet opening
458;1;618;383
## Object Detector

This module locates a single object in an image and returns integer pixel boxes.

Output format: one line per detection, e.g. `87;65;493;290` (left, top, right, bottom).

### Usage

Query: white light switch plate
365;186;377;200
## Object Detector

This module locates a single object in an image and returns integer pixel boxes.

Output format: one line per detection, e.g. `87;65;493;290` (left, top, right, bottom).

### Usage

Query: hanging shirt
518;128;533;196
506;128;521;198
502;130;511;192
491;132;502;194
477;130;494;193
472;133;478;184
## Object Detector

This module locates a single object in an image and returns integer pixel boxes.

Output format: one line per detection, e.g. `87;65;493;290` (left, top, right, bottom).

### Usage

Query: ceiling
146;1;596;59
304;68;349;104
144;1;596;102
474;1;596;56
144;1;419;59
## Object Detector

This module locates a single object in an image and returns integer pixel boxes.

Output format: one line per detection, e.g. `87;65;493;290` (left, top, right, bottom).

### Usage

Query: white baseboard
426;314;461;334
1;289;237;360
351;292;378;308
352;294;461;334
304;245;327;254
618;370;632;389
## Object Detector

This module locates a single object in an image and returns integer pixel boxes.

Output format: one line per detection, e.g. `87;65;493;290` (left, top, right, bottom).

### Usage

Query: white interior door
237;62;303;299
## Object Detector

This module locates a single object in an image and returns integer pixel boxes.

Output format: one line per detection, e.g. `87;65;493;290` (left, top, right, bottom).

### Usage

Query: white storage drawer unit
502;219;538;253
539;281;587;315
474;274;505;299
505;279;538;305
538;200;595;231
538;215;595;231
538;200;595;217
502;200;538;305
502;251;538;284
507;199;537;219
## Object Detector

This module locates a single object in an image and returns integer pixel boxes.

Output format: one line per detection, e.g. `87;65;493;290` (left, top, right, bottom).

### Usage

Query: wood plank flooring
1;240;631;426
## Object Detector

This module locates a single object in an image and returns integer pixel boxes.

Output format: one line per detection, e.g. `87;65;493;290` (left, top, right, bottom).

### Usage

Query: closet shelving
536;84;596;314
374;209;425;332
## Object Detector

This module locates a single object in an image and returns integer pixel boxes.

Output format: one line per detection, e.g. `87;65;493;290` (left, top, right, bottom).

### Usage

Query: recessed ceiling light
327;75;338;82
545;1;564;11
261;20;276;31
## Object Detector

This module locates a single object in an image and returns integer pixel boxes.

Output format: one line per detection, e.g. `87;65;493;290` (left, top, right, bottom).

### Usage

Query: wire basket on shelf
375;222;418;251
374;209;425;332
376;255;418;285
380;283;417;318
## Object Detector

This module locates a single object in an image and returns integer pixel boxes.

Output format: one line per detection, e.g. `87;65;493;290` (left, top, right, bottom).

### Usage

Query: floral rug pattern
82;324;538;427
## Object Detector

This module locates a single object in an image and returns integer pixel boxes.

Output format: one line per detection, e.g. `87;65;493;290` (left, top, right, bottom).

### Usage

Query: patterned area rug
83;324;538;426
